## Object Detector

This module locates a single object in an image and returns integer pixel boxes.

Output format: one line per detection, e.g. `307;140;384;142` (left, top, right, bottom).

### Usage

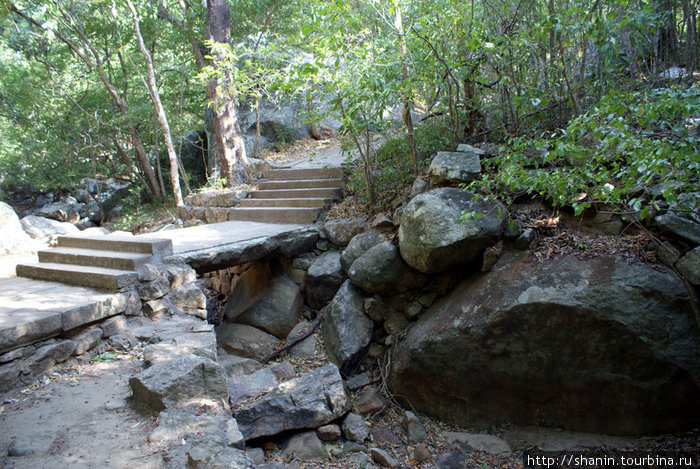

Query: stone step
265;167;344;180
56;235;173;256
37;247;151;271
239;198;333;208
16;263;138;291
258;178;344;190
226;207;322;224
249;188;343;200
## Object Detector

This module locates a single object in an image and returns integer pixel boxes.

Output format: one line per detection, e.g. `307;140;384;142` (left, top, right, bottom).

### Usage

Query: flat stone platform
0;277;134;353
142;220;319;273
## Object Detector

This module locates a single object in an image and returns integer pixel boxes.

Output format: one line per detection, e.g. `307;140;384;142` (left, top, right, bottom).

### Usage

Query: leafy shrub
470;86;700;219
347;117;455;206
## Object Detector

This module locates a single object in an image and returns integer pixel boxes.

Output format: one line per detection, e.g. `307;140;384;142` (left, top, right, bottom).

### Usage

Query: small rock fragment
370;447;397;468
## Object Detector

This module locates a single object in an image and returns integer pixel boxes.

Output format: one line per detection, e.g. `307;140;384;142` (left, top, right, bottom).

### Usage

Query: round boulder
398;188;505;274
348;241;427;296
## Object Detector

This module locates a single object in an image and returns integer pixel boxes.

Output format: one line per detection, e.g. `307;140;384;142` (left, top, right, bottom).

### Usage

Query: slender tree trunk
207;0;249;186
393;1;417;173
127;0;184;206
8;2;162;201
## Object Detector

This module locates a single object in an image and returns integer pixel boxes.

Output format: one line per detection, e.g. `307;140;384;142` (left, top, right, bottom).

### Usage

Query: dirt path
0;355;162;469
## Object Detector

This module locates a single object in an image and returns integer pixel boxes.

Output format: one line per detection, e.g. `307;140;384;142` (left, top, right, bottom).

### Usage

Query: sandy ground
0;356;162;469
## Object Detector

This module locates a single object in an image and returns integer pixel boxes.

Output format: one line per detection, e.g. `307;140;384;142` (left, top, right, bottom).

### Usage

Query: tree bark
206;0;249;186
393;1;417;173
127;0;184;206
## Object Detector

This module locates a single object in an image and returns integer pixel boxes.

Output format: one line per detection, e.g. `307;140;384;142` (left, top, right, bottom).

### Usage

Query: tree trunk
393;1;417;173
127;0;184;206
206;0;249;186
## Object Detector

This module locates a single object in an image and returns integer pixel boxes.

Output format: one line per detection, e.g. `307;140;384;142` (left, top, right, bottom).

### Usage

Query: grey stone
320;281;373;376
143;297;173;318
107;333;134;351
163;263;198;288
237;275;302;338
7;435;54;457
398;188;506;274
136;277;171;301
404;302;423;319
130;355;228;413
345;372;370;390
317;424;342;442
292;254;316;270
342;412;369;442
677;247;700;285
100;316;126;338
37;201;80;223
286;320;317;358
348;241;427;295
343;441;367;453
218;350;263;377
371;426;402;446
0;344;35;364
216;324;279;362
364;296;393;323
412;444;432;462
224;261;272;320
370;447;397;468
456;143;486;155
270;361;297;381
436;451;468;469
354;385;385;414
138;264;161;283
235;363;351;440
247;447;265;465
73;328;103;355
371;214;394;231
429;151;481;187
144;330;218;365
228;367;279;404
23;339;76;376
389;251;700;435
341;230;385;272
325;218;367;246
410;178;430;198
404;411;428;442
657;241;681;267
348;452;374;467
0;361;19;393
170;284;207;318
227;418;246;449
655;214;700;245
185;189;248;207
514;227;536;250
281;431;329;461
20;215;79;239
185;442;252;469
443;431;511;456
306;251;346;309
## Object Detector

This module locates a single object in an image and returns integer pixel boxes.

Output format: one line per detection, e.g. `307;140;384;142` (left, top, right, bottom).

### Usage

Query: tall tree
126;0;184;206
206;0;249;186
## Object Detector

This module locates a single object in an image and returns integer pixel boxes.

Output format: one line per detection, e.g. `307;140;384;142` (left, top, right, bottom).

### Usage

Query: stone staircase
16;235;173;291
179;166;344;225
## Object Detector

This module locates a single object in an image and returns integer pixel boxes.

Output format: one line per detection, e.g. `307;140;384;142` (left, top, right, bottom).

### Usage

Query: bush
470;85;700;219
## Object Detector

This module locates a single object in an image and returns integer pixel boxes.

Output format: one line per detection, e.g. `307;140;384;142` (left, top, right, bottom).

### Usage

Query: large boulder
348;241;427;295
306;251;346;309
20;215;79;240
321;281;373;376
429;150;481;187
130;355;229;413
341;229;385;272
0;201;36;255
234;363;351;440
236;274;302;338
389;251;700;435
398;188;506;274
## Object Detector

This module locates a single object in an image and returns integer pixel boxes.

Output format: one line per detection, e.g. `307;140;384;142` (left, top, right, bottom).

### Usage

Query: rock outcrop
389;251;700;435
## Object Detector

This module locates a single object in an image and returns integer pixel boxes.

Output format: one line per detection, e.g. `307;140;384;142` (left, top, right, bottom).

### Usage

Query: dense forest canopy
0;0;698;218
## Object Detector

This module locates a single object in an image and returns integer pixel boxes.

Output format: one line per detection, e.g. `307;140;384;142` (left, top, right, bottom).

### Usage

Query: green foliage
470;86;700;218
347;118;454;205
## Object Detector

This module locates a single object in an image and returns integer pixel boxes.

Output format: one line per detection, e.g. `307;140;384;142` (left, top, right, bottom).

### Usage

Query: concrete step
258;178;344;190
249;188;343;200
16;263;138;291
265;167;344;180
239;198;333;208
37;247;151;271
226;207;322;224
56;235;173;256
